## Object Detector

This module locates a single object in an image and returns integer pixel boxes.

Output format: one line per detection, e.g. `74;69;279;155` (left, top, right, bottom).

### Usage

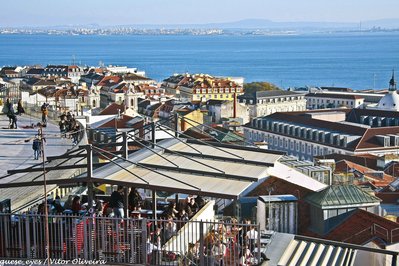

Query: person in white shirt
246;226;258;250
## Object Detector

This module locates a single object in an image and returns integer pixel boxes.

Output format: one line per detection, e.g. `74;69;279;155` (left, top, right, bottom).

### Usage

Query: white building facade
238;91;306;120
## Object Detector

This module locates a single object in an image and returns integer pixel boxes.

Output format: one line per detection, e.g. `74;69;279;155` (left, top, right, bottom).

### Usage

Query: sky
1;0;399;27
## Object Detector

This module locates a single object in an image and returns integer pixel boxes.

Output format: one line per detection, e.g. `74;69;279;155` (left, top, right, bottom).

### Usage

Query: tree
243;82;280;94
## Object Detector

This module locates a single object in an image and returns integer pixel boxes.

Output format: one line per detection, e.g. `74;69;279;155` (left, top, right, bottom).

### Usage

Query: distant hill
12;18;399;32
244;82;281;94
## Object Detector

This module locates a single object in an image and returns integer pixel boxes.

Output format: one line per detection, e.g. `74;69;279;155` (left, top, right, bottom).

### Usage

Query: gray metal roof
238;90;303;101
258;194;298;203
165;140;282;166
91;138;280;199
277;237;357;266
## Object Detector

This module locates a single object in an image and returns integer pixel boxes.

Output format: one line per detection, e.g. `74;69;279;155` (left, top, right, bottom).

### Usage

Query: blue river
0;33;399;89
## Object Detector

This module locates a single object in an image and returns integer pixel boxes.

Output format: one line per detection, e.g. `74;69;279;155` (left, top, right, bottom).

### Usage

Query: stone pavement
0;113;75;183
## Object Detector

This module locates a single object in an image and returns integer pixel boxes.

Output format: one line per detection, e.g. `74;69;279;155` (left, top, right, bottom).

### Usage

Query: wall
254;98;307;118
354;241;386;266
163;200;216;253
181;110;204;131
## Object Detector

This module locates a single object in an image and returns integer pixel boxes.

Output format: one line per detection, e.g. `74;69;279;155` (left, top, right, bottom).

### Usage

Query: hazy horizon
1;0;399;27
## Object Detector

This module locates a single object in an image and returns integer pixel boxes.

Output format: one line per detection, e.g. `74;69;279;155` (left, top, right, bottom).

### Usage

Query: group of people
59;112;80;144
2;99;25;129
183;219;259;266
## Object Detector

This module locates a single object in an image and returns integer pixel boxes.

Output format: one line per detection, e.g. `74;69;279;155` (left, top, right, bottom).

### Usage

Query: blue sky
1;0;398;26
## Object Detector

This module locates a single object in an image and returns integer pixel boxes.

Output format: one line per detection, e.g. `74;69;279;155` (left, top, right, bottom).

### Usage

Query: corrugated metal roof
139;153;269;179
306;185;381;208
93;162;254;199
268;162;328;192
91;139;280;199
277;238;357;266
165;141;281;165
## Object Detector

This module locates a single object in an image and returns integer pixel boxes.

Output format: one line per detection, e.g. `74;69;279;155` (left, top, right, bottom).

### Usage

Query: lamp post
39;125;50;266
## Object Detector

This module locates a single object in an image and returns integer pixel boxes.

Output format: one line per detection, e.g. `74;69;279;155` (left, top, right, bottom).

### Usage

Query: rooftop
238;90;303;100
306;185;381;209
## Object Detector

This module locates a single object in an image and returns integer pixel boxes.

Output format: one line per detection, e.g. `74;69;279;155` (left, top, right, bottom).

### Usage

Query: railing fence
0;214;261;265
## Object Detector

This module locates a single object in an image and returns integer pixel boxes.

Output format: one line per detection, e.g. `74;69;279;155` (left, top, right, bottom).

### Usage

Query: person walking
32;135;41;160
4;99;17;129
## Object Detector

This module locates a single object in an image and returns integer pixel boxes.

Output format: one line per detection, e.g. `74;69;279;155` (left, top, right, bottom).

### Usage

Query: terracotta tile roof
314;153;379;170
355;127;399;149
335;160;395;182
98;115;144;129
324;209;399;245
96;76;123;87
112;83;129;93
99;103;125;115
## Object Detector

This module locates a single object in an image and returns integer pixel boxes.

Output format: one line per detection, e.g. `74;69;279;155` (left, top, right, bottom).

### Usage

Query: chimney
233;92;237;118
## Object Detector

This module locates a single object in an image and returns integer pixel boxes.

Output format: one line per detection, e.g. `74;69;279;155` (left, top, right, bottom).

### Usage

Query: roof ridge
354;127;370;150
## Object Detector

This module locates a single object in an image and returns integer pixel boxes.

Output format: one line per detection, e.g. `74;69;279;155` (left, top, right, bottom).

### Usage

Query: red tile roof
314;153;379;170
324;209;399;245
96;76;123;87
335;160;394;183
356;127;399;150
99;103;125;115
98;115;144;129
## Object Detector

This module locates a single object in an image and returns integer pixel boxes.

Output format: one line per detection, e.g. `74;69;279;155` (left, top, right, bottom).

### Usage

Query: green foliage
243;82;280;94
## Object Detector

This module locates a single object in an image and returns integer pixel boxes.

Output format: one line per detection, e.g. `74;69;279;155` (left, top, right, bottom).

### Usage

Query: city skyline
1;0;399;27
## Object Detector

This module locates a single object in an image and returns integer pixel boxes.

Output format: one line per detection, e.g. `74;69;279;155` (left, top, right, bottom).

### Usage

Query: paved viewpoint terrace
0;113;74;183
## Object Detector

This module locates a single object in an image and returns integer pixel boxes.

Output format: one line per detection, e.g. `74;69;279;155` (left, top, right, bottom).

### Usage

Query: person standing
16;99;25;115
5;99;17;129
32;135;41;160
59;115;67;138
110;186;125;218
41;103;48;125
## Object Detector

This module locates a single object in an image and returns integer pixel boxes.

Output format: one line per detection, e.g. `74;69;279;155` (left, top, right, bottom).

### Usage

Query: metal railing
342;223;399;245
0;213;261;265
